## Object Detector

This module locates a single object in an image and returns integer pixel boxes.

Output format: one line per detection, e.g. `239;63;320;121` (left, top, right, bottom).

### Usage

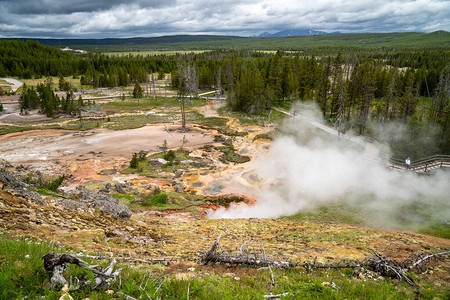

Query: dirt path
1;78;23;92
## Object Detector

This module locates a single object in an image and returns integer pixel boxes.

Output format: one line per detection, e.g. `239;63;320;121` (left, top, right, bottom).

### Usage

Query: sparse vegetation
216;146;251;164
37;174;65;191
0;233;448;299
163;150;176;163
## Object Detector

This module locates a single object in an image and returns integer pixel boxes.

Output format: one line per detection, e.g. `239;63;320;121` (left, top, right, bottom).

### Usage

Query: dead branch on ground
199;235;449;287
199;234;295;268
42;252;121;290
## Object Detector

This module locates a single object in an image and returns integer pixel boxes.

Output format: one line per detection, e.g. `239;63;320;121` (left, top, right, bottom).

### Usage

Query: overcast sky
0;0;448;39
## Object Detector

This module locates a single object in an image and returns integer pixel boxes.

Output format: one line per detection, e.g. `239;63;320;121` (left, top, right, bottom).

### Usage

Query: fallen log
199;235;449;287
42;252;121;290
200;234;295;268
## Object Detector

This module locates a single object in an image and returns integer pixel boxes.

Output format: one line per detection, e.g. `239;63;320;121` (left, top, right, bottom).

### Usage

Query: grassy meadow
1;232;448;299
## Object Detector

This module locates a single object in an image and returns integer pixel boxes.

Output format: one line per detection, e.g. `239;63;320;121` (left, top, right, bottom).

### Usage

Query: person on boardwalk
405;157;411;171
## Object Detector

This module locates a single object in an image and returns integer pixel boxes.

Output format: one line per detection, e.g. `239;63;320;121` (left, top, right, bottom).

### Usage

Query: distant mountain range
258;29;341;38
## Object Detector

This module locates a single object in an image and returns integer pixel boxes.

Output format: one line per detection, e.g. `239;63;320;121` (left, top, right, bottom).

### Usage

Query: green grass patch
218;106;287;126
192;112;228;129
122;149;206;178
20;76;83;90
273;100;292;111
254;132;276;141
112;193;136;206
286;203;365;226
35;188;62;197
419;223;450;239
0;234;60;299
0;233;448;299
99;97;206;113
0;126;34;136
217;128;248;136
286;199;450;239
105;50;207;56
216;146;251;164
63;118;105;130
144;192;168;207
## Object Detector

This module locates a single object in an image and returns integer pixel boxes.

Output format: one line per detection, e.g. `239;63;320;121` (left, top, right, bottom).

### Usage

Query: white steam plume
207;103;449;228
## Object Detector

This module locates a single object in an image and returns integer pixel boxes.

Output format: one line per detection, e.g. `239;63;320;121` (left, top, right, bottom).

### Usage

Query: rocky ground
0;149;449;287
0;96;449;291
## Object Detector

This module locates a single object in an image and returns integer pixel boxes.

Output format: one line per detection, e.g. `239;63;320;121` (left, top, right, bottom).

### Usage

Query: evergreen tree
77;95;84;107
129;153;139;168
19;84;40;112
133;81;143;98
267;51;283;103
158;67;165;80
317;56;332;118
231;62;266;114
385;68;398;121
329;52;344;119
431;68;450;153
357;61;376;134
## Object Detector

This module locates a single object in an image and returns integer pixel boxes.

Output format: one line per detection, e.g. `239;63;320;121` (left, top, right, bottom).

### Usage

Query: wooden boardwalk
273;107;449;173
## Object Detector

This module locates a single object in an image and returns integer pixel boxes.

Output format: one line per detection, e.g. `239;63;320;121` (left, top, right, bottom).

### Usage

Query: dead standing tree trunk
177;60;187;132
177;59;198;132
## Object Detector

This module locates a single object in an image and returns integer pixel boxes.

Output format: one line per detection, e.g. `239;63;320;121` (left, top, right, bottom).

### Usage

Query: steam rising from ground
208;104;449;229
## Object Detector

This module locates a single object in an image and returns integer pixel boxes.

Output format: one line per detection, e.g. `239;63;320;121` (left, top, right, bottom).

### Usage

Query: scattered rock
149;158;168;165
114;183;127;194
50;197;92;215
0;168;30;190
14;187;46;206
99;188;109;193
76;187;132;220
174;185;184;193
180;160;194;164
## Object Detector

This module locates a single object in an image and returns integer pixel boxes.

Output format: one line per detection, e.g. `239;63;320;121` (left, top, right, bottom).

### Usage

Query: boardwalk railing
388;155;450;173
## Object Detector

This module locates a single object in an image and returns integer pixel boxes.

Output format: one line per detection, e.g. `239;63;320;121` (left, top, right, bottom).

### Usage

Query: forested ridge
1;39;449;157
7;31;447;52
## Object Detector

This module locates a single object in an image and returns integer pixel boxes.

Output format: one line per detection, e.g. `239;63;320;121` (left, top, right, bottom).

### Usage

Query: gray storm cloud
0;0;449;38
207;104;449;230
0;0;176;14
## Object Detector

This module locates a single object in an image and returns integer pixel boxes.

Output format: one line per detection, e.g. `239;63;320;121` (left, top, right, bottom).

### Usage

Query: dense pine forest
1;39;449;157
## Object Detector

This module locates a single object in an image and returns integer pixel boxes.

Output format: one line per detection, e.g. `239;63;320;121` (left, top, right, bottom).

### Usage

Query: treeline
222;51;449;155
0;39;173;84
170;50;448;156
19;82;81;117
1;39;449;155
